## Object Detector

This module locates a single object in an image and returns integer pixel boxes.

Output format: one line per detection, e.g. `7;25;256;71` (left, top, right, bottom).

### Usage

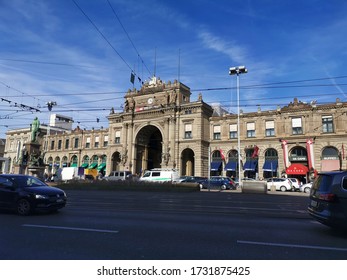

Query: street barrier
242;180;267;194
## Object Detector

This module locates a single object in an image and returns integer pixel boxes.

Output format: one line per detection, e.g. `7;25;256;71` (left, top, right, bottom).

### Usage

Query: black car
0;174;67;215
308;171;347;230
199;176;237;190
178;176;206;183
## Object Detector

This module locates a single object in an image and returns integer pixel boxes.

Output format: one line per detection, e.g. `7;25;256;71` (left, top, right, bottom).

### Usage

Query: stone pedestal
15;142;46;179
27;166;46;180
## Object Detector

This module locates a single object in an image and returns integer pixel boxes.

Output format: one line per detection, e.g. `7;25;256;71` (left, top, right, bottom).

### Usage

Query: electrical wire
72;0;134;74
106;0;152;78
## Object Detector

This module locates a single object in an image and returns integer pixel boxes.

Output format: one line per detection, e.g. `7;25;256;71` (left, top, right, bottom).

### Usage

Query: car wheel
17;199;32;216
280;186;287;192
304;187;310;193
221;184;227;190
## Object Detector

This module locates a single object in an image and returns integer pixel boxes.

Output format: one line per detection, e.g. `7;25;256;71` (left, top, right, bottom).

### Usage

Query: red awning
286;163;309;175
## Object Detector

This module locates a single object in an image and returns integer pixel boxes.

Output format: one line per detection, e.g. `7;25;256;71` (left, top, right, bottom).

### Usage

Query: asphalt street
1;189;347;260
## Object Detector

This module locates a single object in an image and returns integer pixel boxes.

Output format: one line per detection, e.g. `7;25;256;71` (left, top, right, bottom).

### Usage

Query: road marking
237;240;347;252
22;224;119;234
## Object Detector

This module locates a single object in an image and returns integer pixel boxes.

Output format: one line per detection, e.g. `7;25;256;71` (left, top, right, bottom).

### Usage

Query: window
50;140;55;150
115;131;121;144
213;125;221;140
94;136;99;148
58;139;62;150
86;137;91;148
322;115;334;133
265;120;275;137
65;138;70;149
184;124;192;139
103;135;108;147
74;138;79;149
247;122;255;138
229;124;237;139
292;117;303;135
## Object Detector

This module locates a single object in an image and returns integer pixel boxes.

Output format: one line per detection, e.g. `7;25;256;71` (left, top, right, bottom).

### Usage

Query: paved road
1;190;347;260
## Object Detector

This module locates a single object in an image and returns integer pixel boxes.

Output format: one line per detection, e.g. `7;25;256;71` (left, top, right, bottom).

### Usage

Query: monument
17;117;46;179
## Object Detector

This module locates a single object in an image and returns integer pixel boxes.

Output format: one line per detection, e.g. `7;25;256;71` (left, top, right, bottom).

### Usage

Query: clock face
148;98;153;104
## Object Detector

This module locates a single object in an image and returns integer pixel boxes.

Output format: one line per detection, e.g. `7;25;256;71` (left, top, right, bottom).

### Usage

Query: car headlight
35;194;49;199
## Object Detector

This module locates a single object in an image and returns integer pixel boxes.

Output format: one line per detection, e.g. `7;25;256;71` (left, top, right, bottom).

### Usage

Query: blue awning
210;161;222;171
263;160;278;172
243;160;258;171
225;161;237;171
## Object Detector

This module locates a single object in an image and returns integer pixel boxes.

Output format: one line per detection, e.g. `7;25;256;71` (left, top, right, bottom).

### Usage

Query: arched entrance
111;151;121;172
210;150;223;176
135;125;163;175
181;148;194;176
263;148;278;179
225;149;238;179
286;146;309;184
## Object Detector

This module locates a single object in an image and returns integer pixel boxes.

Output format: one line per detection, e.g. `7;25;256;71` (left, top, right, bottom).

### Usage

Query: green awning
80;163;89;168
70;163;77;167
88;163;98;169
97;163;106;171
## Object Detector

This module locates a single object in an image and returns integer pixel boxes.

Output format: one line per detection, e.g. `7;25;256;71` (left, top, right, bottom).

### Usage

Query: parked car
308;171;347;230
266;178;293;192
0;174;67;215
178;176;206;183
300;182;312;193
139;169;179;182
104;171;133;181
199;176;236;190
288;178;302;191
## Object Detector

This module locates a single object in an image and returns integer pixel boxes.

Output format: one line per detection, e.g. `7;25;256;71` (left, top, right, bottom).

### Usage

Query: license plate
56;199;64;203
310;200;318;207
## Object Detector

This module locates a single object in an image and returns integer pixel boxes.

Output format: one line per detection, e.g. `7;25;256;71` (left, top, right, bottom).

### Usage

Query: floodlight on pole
229;66;248;187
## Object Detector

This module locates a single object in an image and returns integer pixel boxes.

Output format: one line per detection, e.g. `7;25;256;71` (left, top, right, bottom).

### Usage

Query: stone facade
3;78;347;183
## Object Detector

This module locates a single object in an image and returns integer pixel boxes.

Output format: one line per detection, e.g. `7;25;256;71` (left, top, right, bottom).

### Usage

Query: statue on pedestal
30;117;40;143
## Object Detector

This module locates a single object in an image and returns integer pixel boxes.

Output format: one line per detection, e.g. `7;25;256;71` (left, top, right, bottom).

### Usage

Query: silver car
266;178;293;192
300;182;312;193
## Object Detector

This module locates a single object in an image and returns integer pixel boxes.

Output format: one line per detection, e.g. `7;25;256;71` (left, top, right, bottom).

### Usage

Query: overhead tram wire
72;0;134;75
192;75;347;92
106;0;152;78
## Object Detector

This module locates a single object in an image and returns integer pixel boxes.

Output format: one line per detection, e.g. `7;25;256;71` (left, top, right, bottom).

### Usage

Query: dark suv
308;171;347;229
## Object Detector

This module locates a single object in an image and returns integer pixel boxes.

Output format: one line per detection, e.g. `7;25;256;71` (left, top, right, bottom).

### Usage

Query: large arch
286;146;309;183
111;151;121;173
181;148;195;176
210;150;223;176
135;125;163;175
263;148;279;179
225;149;238;179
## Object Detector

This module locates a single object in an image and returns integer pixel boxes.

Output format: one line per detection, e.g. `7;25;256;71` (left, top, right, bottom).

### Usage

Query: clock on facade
147;98;153;104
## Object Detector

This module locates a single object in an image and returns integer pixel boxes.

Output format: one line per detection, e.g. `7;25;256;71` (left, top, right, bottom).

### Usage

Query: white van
104;171;133;181
139;168;179;182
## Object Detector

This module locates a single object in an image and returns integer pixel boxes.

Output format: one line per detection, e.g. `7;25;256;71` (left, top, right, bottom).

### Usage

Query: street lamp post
229;66;248;187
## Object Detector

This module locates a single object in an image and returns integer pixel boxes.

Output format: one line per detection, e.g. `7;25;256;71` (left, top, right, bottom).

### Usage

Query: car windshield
13;176;47;188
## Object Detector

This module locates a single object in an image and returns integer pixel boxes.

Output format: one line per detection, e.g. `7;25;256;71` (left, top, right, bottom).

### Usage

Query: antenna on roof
154;47;157;77
178;48;181;83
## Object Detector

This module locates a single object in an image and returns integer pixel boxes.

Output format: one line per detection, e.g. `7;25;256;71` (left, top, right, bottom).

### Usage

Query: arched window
322;146;339;159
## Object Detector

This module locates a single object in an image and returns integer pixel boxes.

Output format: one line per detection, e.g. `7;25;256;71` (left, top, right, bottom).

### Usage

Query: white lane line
22;224;119;234
237;240;347;252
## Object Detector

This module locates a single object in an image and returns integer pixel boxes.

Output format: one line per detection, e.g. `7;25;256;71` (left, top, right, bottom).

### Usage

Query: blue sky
1;0;347;138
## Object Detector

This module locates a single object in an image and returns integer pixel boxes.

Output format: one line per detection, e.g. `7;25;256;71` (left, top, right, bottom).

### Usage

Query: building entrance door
135;125;163;175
